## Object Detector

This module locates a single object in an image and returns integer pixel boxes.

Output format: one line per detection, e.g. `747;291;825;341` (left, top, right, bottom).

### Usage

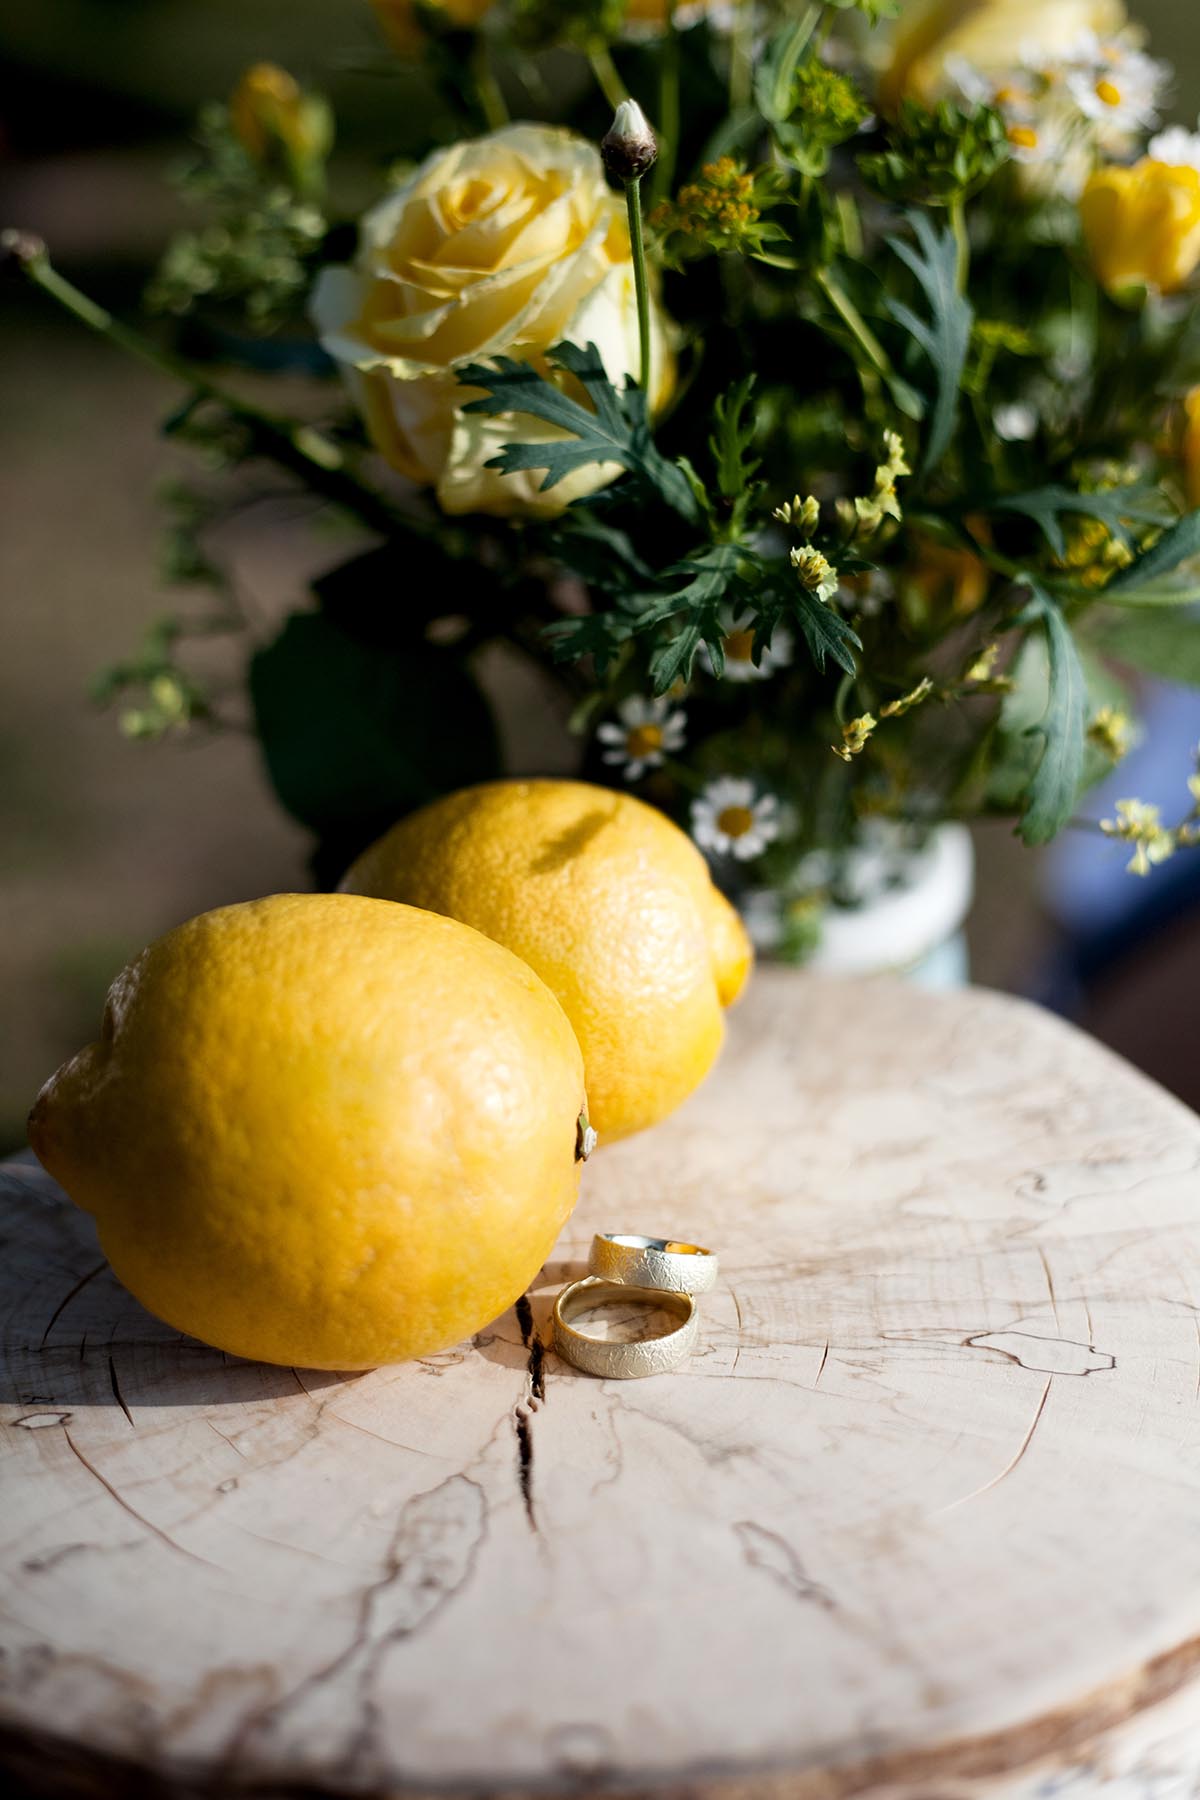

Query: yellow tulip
878;0;1127;110
1080;158;1200;296
370;0;496;58
1182;390;1200;509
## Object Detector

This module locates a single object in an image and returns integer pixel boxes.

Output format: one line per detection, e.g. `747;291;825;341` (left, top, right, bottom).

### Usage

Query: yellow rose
1079;158;1200;296
1182;390;1200;510
878;0;1127;110
312;123;674;519
370;0;495;58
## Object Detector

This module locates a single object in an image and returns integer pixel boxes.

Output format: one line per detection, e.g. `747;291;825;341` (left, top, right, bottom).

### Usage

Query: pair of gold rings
551;1233;718;1380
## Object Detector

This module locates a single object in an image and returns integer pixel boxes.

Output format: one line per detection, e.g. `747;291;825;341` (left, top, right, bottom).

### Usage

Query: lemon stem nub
576;1106;598;1162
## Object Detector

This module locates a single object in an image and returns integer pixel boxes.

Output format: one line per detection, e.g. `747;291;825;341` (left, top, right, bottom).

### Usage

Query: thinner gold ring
588;1231;719;1295
551;1277;699;1379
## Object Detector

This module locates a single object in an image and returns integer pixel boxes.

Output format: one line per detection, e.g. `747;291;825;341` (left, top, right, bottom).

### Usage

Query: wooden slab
3;971;1200;1800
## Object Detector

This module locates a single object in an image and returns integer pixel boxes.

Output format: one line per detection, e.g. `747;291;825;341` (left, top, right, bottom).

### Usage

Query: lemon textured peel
28;893;586;1370
341;780;754;1142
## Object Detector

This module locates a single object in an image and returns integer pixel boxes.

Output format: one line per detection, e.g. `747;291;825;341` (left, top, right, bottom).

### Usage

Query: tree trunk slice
3;972;1200;1800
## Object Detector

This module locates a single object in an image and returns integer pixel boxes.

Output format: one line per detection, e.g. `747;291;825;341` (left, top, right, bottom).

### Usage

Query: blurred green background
2;1;1199;1152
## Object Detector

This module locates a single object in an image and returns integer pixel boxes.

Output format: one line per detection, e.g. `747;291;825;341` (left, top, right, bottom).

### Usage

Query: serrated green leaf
789;586;862;677
885;212;972;473
457;341;700;521
1015;584;1088;846
1103;508;1200;599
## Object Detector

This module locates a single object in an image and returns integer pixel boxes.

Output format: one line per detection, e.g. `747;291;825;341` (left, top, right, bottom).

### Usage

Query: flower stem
652;0;681;207
11;239;405;537
949;193;969;294
588;41;627;112
471;37;509;131
730;0;756;112
624;174;652;401
816;267;894;381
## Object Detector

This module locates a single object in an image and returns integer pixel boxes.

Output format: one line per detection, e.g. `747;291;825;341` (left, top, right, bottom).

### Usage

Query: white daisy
1149;126;1200;172
1064;41;1168;146
596;694;686;782
691;778;781;862
700;612;794;683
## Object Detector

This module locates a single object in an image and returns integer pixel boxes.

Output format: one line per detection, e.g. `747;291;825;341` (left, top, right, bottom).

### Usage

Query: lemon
28;893;586;1369
341;780;753;1141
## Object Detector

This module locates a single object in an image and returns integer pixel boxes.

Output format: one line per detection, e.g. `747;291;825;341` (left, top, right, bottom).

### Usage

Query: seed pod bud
601;99;658;184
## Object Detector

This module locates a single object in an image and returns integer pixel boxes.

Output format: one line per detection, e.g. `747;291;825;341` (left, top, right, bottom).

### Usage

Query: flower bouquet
10;0;1200;969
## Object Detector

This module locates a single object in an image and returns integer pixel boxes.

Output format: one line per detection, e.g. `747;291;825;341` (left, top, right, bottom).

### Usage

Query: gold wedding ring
588;1231;719;1295
552;1277;698;1379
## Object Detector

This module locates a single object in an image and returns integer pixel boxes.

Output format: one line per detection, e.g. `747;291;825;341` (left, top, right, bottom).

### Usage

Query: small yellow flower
229;64;332;175
1100;798;1176;875
790;545;839;602
1080;158;1200;296
833;714;877;762
773;495;821;538
1088;706;1134;761
880;676;934;718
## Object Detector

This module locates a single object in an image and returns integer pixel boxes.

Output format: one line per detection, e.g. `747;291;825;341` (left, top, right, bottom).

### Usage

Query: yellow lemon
341;780;753;1142
28;893;586;1370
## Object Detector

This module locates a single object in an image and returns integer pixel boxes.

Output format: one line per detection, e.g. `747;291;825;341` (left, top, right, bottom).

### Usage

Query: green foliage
1014;586;1089;847
510;0;628;51
992;486;1172;559
458;341;701;519
1103;509;1200;602
648;161;793;269
886;213;973;473
859;100;1010;206
759;48;870;177
146;104;328;327
249;610;500;855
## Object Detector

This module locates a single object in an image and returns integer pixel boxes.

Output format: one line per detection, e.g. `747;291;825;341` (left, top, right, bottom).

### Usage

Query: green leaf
754;8;822;124
1103;508;1200;600
1015;584;1088;846
1095;607;1200;686
543;611;635;673
885;212;972;473
457;341;700;522
250;610;500;852
644;543;748;692
788;585;862;678
993;484;1171;559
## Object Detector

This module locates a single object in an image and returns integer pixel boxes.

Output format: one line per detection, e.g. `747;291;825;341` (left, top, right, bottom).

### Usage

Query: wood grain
3;971;1200;1799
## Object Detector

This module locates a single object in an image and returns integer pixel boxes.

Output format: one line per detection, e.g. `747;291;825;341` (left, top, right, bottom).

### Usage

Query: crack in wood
106;1356;134;1428
39;1263;106;1349
63;1430;215;1569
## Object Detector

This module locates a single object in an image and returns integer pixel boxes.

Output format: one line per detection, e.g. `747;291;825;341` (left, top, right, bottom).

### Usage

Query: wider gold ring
551;1277;698;1379
588;1232;719;1295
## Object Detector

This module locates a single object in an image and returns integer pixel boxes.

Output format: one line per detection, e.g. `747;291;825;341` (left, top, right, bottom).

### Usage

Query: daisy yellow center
1095;78;1122;108
723;628;755;663
717;804;755;839
1008;124;1039;150
626;724;664;758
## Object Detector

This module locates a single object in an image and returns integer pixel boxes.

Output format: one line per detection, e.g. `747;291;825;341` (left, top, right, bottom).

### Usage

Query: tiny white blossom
994;401;1039;441
1149;126;1200;172
596;693;686;781
700;612;794;683
691;777;781;862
